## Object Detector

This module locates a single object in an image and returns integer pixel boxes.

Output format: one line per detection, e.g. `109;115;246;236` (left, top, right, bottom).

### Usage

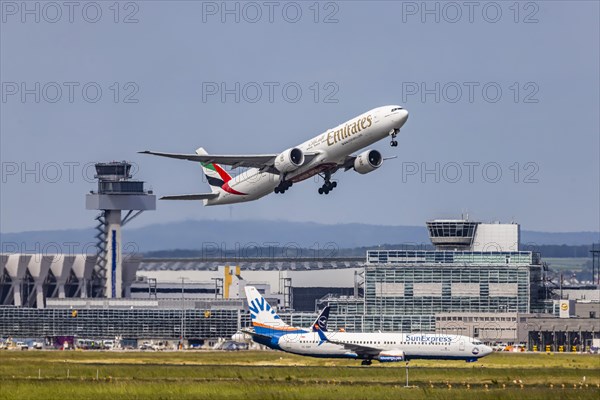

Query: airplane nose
398;109;409;124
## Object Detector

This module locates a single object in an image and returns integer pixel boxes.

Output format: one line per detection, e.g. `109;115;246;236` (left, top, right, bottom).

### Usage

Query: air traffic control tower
86;162;155;298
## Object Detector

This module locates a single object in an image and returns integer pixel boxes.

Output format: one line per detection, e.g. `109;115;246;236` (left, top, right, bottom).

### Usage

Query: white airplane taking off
243;286;492;365
140;105;408;205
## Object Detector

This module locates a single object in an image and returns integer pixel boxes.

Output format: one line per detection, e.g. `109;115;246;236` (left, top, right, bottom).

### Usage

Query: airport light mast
86;162;155;298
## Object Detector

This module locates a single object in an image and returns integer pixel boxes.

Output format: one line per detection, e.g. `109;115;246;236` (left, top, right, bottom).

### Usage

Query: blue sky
1;1;599;233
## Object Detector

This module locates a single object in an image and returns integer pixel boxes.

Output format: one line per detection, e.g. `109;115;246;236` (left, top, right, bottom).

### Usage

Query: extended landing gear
390;128;399;147
318;171;337;195
274;180;293;194
318;180;337;195
361;359;372;366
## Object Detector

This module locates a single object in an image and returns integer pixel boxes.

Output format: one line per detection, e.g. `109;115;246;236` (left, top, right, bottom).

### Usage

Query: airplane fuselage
273;331;491;362
206;106;408;205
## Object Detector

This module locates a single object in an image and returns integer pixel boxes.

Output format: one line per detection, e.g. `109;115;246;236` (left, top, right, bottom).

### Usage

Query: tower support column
105;210;122;298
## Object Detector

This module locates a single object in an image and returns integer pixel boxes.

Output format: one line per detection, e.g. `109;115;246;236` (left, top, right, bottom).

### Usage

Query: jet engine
274;147;305;173
353;149;383;174
377;350;405;362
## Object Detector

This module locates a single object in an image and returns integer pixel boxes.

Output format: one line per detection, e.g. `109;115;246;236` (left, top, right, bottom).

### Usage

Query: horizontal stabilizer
160;193;218;201
241;329;272;342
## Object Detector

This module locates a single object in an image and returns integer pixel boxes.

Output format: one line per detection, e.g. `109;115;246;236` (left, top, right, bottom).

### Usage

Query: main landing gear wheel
361;359;372;366
318;180;337;195
274;180;293;194
390;128;399;147
317;170;337;195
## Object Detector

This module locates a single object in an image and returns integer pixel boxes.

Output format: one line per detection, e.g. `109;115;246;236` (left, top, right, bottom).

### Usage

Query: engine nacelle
353;149;383;174
274;147;305;173
377;350;405;362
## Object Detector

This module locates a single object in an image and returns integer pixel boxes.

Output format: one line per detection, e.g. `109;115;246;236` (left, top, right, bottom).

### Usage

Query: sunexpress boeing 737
140;105;408;204
243;286;492;365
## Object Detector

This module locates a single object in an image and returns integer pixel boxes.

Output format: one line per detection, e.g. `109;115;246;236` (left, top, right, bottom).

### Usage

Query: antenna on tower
461;209;469;221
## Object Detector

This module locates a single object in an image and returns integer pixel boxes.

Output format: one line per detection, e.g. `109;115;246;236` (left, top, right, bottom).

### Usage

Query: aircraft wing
140;150;277;169
160;193;219;200
324;337;382;357
139;150;320;171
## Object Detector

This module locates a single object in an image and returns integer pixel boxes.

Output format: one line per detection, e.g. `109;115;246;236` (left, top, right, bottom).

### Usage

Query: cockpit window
472;340;483;345
391;107;403;112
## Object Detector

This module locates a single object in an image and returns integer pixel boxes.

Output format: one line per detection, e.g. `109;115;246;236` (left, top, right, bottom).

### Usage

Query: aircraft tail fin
196;147;232;194
244;286;294;334
311;306;330;332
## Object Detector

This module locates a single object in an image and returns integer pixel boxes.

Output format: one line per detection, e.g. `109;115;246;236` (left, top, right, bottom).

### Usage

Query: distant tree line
521;244;597;258
144;243;597;259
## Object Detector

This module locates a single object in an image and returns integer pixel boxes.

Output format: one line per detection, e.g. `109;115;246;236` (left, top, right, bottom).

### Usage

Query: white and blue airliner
243;286;493;365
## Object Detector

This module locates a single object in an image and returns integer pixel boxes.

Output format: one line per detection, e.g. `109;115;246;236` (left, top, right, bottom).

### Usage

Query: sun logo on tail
248;297;280;321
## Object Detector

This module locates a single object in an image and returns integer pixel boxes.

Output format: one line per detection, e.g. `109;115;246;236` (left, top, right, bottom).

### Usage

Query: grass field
0;350;599;399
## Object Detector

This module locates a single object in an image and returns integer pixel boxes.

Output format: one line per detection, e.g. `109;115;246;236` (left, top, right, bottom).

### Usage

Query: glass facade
323;250;541;333
0;306;250;340
427;221;477;237
98;181;144;194
367;250;534;265
365;265;530;314
425;221;478;249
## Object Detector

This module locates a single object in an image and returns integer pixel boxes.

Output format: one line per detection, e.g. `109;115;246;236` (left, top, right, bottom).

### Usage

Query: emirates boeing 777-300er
140;105;408;205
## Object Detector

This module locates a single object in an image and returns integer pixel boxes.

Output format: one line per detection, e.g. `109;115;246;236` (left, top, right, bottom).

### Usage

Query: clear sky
1;1;599;233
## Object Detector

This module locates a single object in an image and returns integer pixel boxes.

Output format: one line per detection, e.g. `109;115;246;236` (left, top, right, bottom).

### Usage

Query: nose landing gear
390;128;399;147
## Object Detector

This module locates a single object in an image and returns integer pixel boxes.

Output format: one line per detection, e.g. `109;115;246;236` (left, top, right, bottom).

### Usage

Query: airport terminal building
1;219;598;351
325;248;541;333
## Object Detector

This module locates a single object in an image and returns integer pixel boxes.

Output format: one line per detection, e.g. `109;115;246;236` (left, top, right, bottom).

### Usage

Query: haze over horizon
2;2;599;233
2;217;600;236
